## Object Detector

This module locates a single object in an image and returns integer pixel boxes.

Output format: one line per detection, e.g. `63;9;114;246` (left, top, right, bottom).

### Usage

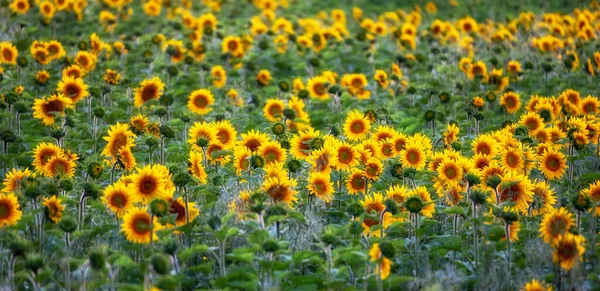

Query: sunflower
35;70;50;85
365;158;384;180
369;243;392;280
580;95;599;116
443;123;460;147
334;141;359;170
42;195;64;223
309;143;338;174
129;165;170;203
467;61;487;80
103;69;120;85
32;93;74;125
539;207;574;244
129;114;148;134
307;172;335;202
1;168;32;194
538;150;567;180
57;76;89;103
500;92;521;114
582;180;600;215
374;70;389;88
121;208;157;244
211;65;227;88
343;110;371;141
263;99;285;122
188;151;208;184
507;60;521;75
306;76;329;100
187;89;214;115
143;0;161;17
222;36;244;57
39;1;56;20
101;123;136;158
213;120;237;150
264;162;286;180
9;0;29;14
386;184;408;206
529;180;557;216
117;147;136;171
400;143;427;170
63;65;84;79
406;186;435;217
74;51;97;73
499;146;525;173
168;197;200;227
522;279;552;291
134;77;165;107
437;158;464;184
239;129;270;152
0;42;18;65
256;70;272;86
552;233;585;271
361;193;396;236
346;169;366;195
290;129;320;160
0;193;22;227
32;142;63;173
102;181;139;218
233;146;252;175
496;172;532;213
258;141;286;165
44;154;76;178
187;121;218;147
262;176;297;204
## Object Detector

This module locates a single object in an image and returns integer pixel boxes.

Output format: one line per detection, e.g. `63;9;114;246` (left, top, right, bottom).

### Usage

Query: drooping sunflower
42;195;65;223
346;169;366;195
102;181;137;218
500;91;521;114
552;233;585;271
134;77;166;107
307;172;335;202
258;141;287;165
213;120;237;150
343;110;371;141
0;42;18;65
32;142;63;173
44;154;76;178
538;149;567;180
496;172;533;213
187;89;215;115
101;123;136;158
188;150;208;184
263;98;285;122
369;243;392;280
306;76;329;100
239;129;270;153
129;165;170;203
0;193;22;227
121;208;157;244
262;176;298;204
57;76;89;103
1;168;32;193
521;279;552;291
539;207;574;244
32;93;74;125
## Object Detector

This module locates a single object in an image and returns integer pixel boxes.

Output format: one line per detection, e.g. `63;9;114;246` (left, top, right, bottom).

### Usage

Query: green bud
89;249;106;271
271;123;286;136
262;240;279;253
405;196;424;214
59;216;77;233
347;221;364;235
25;254;44;273
151;254;171;275
150;199;169;217
208;215;221;230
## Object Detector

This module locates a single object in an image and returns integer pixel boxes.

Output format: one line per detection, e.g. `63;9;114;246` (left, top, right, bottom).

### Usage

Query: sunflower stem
78;192;86;231
184;187;191;247
504;221;511;274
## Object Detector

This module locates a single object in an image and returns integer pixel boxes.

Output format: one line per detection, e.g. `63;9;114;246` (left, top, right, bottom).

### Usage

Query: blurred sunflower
369;243;391;280
346;169;366;195
500;92;521;114
42;195;64;223
187;89;214;115
258;141;286;165
539;207;574;244
0;42;18;65
188;151;208;184
552;233;585;271
239;129;270;152
32;93;74;125
0;193;22;227
101;123;136;159
263;99;285;122
57;76;89;103
307;76;329;100
121;208;157;244
1;168;32;193
213;120;237;150
102;181;137;218
307;172;334;202
262;176;297;204
134;77;165;107
32;142;63;173
44;154;77;178
211;66;227;88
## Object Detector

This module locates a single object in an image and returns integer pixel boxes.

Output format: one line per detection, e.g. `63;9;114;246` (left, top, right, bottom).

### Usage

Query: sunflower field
1;0;600;290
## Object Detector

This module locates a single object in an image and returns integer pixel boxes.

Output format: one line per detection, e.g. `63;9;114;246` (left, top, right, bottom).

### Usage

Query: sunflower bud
89;249;106;271
378;241;395;258
402;167;417;179
309;57;320;67
469;189;488;206
160;125;175;139
384;199;399;215
196;137;209;148
24;184;43;200
59;178;73;192
48;126;65;141
25;254;44;273
464;173;481;187
347;221;364;235
157;275;179;290
286;159;302;174
424;110;436;121
163;239;179;256
405;196;424;214
83;182;101;199
407;87;417;95
282;108;296;120
59;216;77;233
250;155;265;169
150;199;169;217
17;56;28;67
151;254;171;275
321;232;338;245
438;92;451;103
207;215;221;230
486;175;502;189
572;192;591;212
173;172;191;188
346;202;364;217
298;89;309;99
310;137;324;150
271;123;286;136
